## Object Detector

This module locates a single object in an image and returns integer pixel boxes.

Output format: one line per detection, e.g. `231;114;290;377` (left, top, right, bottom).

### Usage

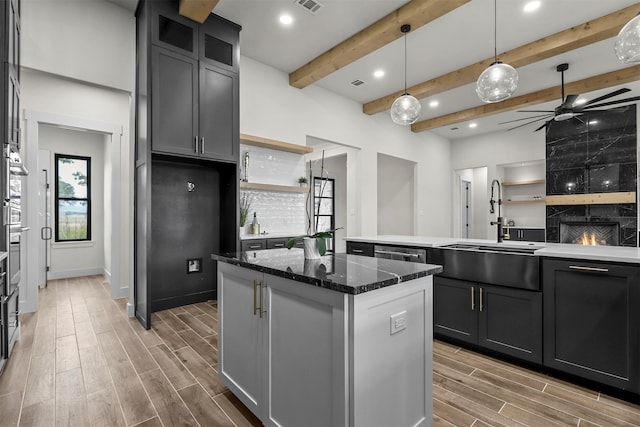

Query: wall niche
545;105;637;247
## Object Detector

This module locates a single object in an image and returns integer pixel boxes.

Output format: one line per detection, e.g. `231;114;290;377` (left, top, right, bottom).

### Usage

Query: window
55;154;91;242
313;177;335;252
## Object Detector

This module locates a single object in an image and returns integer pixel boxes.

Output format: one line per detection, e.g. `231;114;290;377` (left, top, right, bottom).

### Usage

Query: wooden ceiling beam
179;0;219;24
288;0;470;89
364;3;640;115
410;65;640;133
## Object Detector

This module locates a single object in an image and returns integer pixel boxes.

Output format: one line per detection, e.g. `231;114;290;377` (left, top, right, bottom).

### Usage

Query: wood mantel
545;192;636;206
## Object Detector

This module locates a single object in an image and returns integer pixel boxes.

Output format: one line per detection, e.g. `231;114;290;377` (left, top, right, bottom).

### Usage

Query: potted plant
239;193;252;236
286;228;342;258
297;176;308;187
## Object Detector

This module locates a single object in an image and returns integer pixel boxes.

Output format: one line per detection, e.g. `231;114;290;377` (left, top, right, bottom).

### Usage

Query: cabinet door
241;239;266;252
521;228;545;242
266;238;287;249
151;47;198;157
433;277;477;345
7;67;20;149
218;263;263;416
199;63;238;161
151;0;198;59
199;15;239;72
543;259;640;393
478;285;542;364
8;0;20;76
345;241;374;257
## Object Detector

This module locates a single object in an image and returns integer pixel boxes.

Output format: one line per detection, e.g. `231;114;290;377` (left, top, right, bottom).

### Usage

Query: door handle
253;280;258;316
471;287;475;310
272;243;285;248
194;136;199;153
479;288;484;312
351;249;363;253
259;281;264;319
200;137;205;154
569;265;609;273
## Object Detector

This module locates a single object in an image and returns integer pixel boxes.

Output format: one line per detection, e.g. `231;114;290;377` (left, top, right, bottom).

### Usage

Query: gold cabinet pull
471;287;475;310
253;280;258;316
569;265;609;273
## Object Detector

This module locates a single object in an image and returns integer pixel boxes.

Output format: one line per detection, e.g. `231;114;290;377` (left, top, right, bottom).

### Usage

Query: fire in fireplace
559;222;620;246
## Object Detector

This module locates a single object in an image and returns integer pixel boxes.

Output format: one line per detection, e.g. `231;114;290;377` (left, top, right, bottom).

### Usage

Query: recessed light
469;123;478;128
523;1;540;13
279;14;293;25
373;70;385;78
588;120;599;125
429;100;439;108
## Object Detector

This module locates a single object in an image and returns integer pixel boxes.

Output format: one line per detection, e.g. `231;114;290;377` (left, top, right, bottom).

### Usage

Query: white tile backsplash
240;144;306;186
241;189;308;236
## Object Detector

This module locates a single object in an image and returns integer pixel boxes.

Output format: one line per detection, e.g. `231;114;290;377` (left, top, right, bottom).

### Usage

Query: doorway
24;110;123;314
377;153;416;235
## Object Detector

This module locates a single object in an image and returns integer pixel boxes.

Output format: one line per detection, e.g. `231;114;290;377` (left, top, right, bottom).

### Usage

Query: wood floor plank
127;317;163;348
55;367;89;427
156;311;189;333
499;403;566;427
140;368;197;426
112;316;158;375
433;352;475;376
178;384;234;427
56;334;80;373
18;398;55;427
213;390;262;427
202;333;218;349
22;353;55;408
148;344;196;391
182;305;205;317
97;331;156;426
131;417;164;427
176;328;217;365
174;346;227;397
195;313;218;334
78;344;113;395
56;312;75;338
75;320;99;350
432;372;504;413
86;386;127;427
89;309;113;335
0;391;23;427
151;321;188;351
15;313;38;351
194;302;218;319
433;397;476;427
176;312;215;338
0;347;32;397
31;314;56;356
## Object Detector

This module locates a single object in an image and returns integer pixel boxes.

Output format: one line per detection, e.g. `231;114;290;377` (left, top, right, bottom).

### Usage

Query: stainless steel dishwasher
373;245;427;263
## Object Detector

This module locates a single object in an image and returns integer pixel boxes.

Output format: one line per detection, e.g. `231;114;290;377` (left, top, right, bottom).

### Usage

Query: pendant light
615;12;640;64
390;24;421;125
476;0;518;103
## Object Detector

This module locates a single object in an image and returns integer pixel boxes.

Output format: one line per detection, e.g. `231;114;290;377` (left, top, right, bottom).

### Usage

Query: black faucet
489;179;505;243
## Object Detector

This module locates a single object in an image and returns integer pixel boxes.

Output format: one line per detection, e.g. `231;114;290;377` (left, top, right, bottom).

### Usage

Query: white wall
22;0;135;92
240;56;453;238
377;153;415;235
451;128;545;238
39;125;107;278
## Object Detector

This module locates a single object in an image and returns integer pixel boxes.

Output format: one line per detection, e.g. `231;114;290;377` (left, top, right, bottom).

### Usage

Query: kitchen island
212;248;442;427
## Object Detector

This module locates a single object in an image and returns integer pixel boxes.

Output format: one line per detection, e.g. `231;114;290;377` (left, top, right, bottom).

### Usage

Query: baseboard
127;302;135;318
48;267;105;280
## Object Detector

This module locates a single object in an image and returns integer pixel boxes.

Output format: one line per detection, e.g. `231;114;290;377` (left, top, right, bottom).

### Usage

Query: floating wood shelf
240;133;313;155
240;181;310;193
502;179;545;186
545;192;636;206
504;198;546;205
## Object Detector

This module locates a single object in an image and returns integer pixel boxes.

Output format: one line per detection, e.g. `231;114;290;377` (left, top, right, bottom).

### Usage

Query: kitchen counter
345;235;640;263
212;248;442;294
240;232;300;241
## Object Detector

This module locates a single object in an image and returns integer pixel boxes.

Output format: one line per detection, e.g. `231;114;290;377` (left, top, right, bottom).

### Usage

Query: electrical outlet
390;310;407;335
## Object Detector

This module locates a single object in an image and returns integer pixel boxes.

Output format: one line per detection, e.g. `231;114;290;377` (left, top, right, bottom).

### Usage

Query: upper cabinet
3;0;21;150
149;1;240;162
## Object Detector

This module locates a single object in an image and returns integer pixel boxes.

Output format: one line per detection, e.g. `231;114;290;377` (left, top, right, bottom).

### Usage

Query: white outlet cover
390;310;407;335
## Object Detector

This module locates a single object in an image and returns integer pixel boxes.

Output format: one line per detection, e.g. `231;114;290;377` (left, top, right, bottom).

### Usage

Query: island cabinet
345;241;374;257
433;276;542;364
216;252;439;427
149;0;239;162
543;258;640;393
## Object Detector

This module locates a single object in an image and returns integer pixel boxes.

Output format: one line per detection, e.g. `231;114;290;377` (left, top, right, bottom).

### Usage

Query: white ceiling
114;0;640;139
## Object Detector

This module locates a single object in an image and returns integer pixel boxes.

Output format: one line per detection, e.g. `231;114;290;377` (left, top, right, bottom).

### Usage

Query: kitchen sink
430;243;540;290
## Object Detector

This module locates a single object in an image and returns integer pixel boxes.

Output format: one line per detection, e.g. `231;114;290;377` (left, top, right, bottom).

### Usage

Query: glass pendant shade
476;61;519;103
390;94;422;125
615;13;640;64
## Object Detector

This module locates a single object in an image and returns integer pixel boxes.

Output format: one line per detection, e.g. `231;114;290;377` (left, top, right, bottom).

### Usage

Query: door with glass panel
313;177;335;252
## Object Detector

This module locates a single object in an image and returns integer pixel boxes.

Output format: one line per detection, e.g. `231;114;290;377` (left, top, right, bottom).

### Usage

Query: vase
303;237;321;259
239;226;246;237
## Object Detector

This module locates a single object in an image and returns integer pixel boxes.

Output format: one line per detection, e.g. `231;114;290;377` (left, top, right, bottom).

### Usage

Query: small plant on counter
297;176;308;186
286;228;342;256
239;193;253;227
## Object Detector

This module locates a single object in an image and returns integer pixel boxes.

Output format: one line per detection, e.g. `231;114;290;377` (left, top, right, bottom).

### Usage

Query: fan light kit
615;12;640;64
476;0;518;103
390;24;421;126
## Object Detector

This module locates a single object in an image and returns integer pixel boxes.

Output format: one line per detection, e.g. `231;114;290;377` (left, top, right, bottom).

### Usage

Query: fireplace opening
559;222;620;246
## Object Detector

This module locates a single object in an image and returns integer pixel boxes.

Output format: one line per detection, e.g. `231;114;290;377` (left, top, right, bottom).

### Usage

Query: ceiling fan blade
516;109;554;113
498;114;554;125
561;94;579;109
583;88;631;107
579;96;640;111
507;116;549;131
534;122;548;132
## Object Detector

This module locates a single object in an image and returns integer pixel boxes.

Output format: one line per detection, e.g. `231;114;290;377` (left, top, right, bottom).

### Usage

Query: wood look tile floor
0;276;638;426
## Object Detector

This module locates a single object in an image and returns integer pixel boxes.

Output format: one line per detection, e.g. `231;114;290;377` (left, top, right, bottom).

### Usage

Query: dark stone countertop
211;248;442;295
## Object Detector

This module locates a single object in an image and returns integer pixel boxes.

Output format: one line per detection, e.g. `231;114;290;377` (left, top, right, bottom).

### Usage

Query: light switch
390;310;407;335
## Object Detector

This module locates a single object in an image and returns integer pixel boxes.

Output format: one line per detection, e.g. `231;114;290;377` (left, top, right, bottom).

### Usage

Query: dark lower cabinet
434;276;542;364
346;241;374;257
505;227;545;242
543;258;640;394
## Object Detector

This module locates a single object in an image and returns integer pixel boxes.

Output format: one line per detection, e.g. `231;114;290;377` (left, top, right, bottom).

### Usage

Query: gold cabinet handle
471;287;475;310
569;265;609;273
259;281;264;318
479;287;484;312
253;280;258;316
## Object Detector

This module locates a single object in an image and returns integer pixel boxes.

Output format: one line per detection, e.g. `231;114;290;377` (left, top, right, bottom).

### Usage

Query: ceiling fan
500;63;640;132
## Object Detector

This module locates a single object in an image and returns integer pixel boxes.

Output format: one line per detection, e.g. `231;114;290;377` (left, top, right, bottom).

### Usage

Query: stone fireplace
545;105;637;247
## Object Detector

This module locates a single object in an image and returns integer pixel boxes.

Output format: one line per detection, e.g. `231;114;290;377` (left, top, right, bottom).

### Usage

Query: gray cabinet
241;237;303;252
2;0;20;150
149;1;239;162
135;0;240;328
543;258;640;393
434;276;542;364
346;241;374;257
